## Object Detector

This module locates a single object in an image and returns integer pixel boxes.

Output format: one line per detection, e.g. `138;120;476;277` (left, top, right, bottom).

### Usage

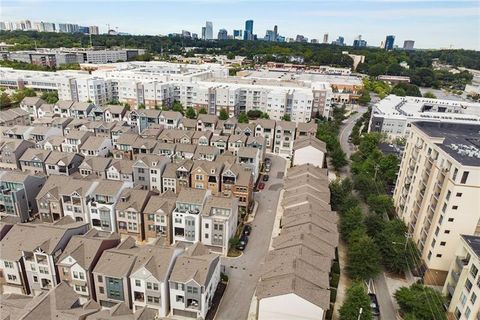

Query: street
215;155;286;320
337;103;398;320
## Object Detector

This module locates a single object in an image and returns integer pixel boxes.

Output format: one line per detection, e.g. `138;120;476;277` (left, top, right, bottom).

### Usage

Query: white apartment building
369;95;480;139
443;235;480;320
393;121;480;285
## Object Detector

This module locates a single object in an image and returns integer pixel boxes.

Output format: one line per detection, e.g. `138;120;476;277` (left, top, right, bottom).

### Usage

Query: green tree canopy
219;108;229;120
347;231;381;280
340;206;366;241
198;107;208;115
395;284;446;320
172;101;185;115
40;91;59;104
339;282;373;320
0;92;12;108
238;112;249;123
186;107;197;119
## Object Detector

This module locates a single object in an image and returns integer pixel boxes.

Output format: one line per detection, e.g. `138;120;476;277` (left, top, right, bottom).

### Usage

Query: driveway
215;155;286;320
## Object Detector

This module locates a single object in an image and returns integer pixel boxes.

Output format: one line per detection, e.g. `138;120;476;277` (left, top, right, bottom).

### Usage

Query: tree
172;101;185;115
347;231;381;280
226;52;235;60
40;91;59;104
358;90;371;106
247;110;262;119
260;112;270;119
423;92;437;99
339;282;373;320
12;88;36;103
367;194;394;216
395;284;446;320
0;92;12;108
238;112;249;123
186;107;196;119
340;206;365;241
329;178;353;211
138;103;146;109
219;108;229;120
198;107;207;115
281;114;291;121
330;147;348;171
375;219;419;273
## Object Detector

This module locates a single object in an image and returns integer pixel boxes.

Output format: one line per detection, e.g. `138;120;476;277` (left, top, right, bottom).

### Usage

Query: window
33;276;38;283
436;254;442;258
7;274;17;281
4;261;13;268
456;193;463;197
465;307;471;319
452;205;458;210
97;275;103;283
428;251;432;260
466;279;473;292
448;218;454;222
176;295;184;302
440;242;446;246
135;280;141;287
460;292;467;305
471;292;477;304
460;171;469;184
471;264;478;278
99;286;104;294
153;283;158;291
205;233;209;239
445;230;450;234
147;282;152;290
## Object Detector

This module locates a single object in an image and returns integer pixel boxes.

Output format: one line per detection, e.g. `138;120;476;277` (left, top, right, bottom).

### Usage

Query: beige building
393;122;480;285
443;235;480;320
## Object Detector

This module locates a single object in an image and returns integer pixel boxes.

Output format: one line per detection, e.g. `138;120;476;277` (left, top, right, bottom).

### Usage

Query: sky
2;0;480;50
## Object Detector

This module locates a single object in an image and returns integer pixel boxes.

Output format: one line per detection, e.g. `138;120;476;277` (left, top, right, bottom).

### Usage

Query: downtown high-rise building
323;33;329;44
217;29;228;40
403;40;415;50
204;21;213;40
384;35;395;50
244;19;254;40
233;29;243;40
89;26;99;35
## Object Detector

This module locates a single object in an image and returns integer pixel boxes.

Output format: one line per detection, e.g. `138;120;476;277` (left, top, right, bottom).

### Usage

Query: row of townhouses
0;61;366;121
256;163;339;319
0;217;221;319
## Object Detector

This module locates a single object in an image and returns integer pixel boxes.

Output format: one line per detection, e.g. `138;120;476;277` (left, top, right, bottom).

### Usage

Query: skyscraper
89;26;99;35
217;29;228;40
201;27;206;40
332;36;344;46
384;35;395;50
205;21;213;40
244;20;254;40
233;29;243;40
353;35;367;48
323;33;329;44
273;25;278;41
403;40;415;50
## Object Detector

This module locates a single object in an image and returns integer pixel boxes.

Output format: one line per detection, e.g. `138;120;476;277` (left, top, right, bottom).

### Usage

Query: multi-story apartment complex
369;95;480;139
393;121;480;285
443;235;480;320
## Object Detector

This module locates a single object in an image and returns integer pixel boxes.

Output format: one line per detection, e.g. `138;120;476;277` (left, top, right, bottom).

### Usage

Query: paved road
337;104;398;320
215;155;286;320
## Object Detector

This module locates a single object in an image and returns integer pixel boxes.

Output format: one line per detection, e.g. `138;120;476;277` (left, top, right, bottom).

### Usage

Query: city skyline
2;0;479;50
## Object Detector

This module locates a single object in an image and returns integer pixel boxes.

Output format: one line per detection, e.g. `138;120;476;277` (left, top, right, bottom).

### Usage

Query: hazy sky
2;0;480;50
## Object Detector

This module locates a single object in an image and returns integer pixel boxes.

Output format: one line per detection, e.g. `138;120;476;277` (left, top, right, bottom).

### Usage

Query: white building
393;121;480;285
293;136;327;168
369;95;480;139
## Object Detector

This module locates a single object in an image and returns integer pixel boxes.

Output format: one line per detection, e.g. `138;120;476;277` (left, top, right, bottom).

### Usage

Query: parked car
258;182;265;190
369;293;380;318
262;175;269;182
236;236;249;250
243;224;252;236
265;158;271;164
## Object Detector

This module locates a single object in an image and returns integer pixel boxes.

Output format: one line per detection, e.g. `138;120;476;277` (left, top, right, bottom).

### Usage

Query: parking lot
215;155;287;320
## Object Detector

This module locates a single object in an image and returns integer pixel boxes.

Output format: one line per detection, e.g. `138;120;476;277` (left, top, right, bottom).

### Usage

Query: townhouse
143;190;177;244
192;131;212;146
89;180;131;233
159;110;183;129
254;119;276;152
0;171;46;222
201;195;239;254
162;160;194;194
237;147;262;180
191;160;224;195
45;150;84;176
116;188;154;242
227;134;247;156
80;136;113;157
129;245;183;317
172;188;210;245
62;130;93;153
0;217;88;295
59;179;98;223
19;148;51;174
273;120;296;156
196;114;218;131
19;97;46;120
169;242;220;319
106;159;135;182
210;135;229;154
292;135;327;168
79;157;112;179
2;125;34;140
36;175;72;223
132;154;170;191
0;108;30;126
220;162;254;211
57;229;121;302
0;138;35;170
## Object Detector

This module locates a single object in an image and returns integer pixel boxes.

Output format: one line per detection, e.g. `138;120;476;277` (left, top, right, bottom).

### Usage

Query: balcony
451;270;460;284
447;285;455;296
456;256;469;269
187;298;199;309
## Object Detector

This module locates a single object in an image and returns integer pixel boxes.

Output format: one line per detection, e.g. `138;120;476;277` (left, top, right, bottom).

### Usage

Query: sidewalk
333;239;351;319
